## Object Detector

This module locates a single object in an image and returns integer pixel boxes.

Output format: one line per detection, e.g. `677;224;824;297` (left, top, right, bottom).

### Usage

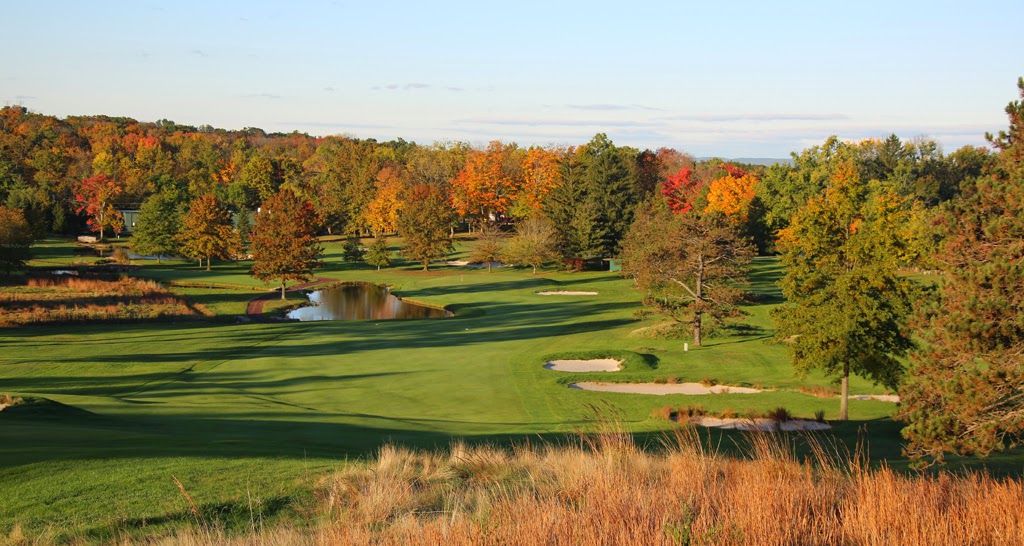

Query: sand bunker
853;394;900;403
569;382;761;395
535;291;598;296
689;416;831;432
445;260;509;269
545;359;621;372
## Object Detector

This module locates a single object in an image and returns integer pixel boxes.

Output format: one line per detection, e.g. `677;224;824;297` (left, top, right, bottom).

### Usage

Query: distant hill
697;157;792;166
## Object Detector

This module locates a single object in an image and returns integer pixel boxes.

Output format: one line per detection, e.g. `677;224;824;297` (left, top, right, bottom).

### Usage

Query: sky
2;0;1022;158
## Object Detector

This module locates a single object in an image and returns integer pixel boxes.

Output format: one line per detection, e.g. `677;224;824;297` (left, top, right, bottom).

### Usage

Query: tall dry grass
0;276;206;326
106;425;1024;546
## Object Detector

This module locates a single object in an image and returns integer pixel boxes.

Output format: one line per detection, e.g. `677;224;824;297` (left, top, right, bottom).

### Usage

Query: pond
286;283;452;321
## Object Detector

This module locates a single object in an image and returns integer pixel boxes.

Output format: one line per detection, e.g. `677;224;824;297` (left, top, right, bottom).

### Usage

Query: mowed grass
0;236;975;540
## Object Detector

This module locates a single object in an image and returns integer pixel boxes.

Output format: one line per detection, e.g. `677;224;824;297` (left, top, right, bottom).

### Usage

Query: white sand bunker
853;394;900;403
689;416;831;432
545;359;621;372
445;260;509;269
535;290;598;296
569;382;761;395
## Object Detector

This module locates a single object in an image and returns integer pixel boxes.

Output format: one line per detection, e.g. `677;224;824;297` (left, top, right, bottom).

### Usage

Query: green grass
0;239;1014;541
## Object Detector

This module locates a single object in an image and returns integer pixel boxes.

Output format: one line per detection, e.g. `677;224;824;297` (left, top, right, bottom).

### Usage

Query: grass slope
0;237;994;541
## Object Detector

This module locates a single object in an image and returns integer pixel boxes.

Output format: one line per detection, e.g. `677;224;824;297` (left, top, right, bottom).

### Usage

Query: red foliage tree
75;174;124;241
660;167;704;214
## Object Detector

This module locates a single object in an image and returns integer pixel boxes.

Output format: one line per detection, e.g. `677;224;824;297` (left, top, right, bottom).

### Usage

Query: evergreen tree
342;235;365;262
364;236;392;271
898;77;1024;463
131;192;181;263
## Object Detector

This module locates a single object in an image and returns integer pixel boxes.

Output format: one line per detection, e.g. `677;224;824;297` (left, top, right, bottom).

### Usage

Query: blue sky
2;0;1021;157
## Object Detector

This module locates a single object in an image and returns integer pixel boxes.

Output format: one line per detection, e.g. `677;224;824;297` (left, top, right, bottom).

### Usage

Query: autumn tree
363;166;405;236
0;205;33;276
178;193;241;271
364;236;392;271
450;141;523;227
468;222;506;272
250;188;323;299
705;165;758;221
398;183;455;270
131;192;181;263
772;161;917;420
512;147;562;218
898;78;1024;463
75;174;124;241
503;214;558;274
620;200;753;346
661;167;705;214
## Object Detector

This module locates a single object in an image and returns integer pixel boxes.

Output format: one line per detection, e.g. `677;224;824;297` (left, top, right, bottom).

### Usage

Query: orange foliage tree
363;166;406;236
75;174;124;241
450;141;523;226
705;164;759;222
512;147;562;218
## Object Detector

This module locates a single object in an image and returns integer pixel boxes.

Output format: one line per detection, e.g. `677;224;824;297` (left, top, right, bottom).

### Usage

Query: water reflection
287;284;452;321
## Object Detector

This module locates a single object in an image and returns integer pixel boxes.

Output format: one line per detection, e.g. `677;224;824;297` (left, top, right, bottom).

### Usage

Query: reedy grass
80;426;1024;546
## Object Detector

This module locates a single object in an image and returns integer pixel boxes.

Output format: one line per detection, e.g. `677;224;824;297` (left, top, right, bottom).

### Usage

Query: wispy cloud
284;121;399;130
323;86;336;92
457;117;664;129
660;113;849;123
371;83;468;92
188;49;209;58
563;103;663;112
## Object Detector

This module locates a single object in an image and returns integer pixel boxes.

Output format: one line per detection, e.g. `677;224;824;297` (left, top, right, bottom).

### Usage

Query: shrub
700;377;718;387
112;246;131;264
766;407;792;423
650;405;674;421
653;377;667;384
814;409;827;423
665;376;680;384
0;393;23;407
678;404;706;418
800;385;838;398
720;407;738;419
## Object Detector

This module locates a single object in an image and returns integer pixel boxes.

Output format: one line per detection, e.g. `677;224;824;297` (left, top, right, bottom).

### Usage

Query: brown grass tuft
0;276;200;326
113;430;1024;546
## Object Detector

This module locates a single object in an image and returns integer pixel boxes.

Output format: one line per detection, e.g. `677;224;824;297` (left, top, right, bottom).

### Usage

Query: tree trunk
205;256;211;271
280;282;287;300
423;262;429;271
839;362;850;420
532;264;538;274
693;255;704;346
487;262;492;273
